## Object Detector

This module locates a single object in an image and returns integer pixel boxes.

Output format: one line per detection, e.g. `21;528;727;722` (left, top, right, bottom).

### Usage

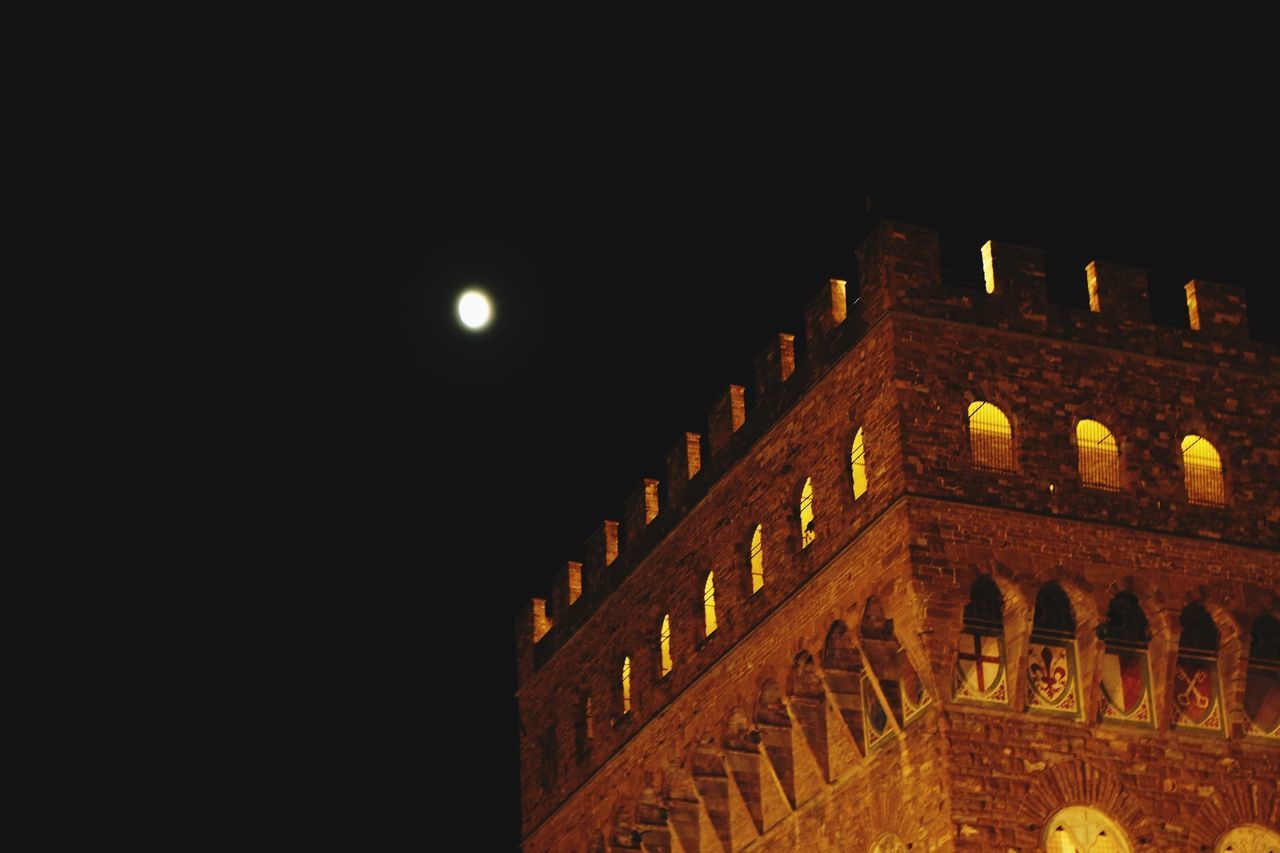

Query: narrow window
749;524;764;593
851;427;868;499
967;401;1014;472
954;577;1009;705
1243;613;1280;740
799;477;815;548
659;614;672;677
574;692;593;757
1027;583;1083;718
621;656;632;715
703;572;717;636
1181;434;1225;506
1077;419;1121;491
1099;593;1155;728
1172;603;1224;734
1043;806;1132;852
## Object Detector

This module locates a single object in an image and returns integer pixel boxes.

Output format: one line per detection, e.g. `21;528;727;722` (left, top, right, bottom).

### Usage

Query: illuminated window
749;524;764;593
851;427;868;499
967;401;1014;472
800;477;815;548
1217;825;1280;852
1181;434;1225;506
1244;614;1280;740
621;656;632;715
1043;806;1132;852
1077;419;1121;491
703;572;717;636
659;614;672;677
1172;603;1224;734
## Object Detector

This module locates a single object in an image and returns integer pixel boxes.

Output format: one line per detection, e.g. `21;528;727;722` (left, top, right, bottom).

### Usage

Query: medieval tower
514;221;1280;852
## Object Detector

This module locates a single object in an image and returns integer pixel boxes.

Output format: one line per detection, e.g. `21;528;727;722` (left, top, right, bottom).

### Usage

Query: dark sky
322;185;1275;848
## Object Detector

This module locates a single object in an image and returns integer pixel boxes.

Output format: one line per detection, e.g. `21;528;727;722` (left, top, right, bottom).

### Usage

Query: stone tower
514;221;1280;852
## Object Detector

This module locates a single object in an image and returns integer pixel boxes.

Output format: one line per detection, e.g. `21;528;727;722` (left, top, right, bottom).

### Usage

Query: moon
457;289;493;330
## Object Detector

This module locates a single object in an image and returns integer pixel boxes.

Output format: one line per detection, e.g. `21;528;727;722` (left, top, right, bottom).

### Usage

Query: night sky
323;186;1275;848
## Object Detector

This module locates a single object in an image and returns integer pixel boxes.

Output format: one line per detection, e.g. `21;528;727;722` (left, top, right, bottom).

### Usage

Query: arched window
1043;806;1132;852
1077;418;1121;491
621;656;632;715
1181;434;1225;506
703;572;717;636
967;401;1014;471
1244;613;1280;739
870;833;909;853
851;427;868;499
659;614;673;677
749;524;764;593
954;576;1009;705
1217;825;1280;852
800;478;816;547
1027;583;1082;718
1099;593;1155;727
1172;603;1224;734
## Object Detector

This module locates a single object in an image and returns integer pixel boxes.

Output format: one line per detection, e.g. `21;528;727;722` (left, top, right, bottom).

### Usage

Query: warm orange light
851;427;868;499
660;614;672;676
703;572;717;636
981;242;996;294
621;656;632;714
1077;419;1121;491
749;524;764;593
1181;434;1224;506
1185;283;1202;331
800;478;815;547
967;401;1014;472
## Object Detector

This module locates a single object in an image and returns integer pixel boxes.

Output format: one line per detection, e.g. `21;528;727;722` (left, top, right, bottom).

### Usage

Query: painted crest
1172;655;1223;733
1027;640;1080;716
953;629;1007;704
1100;649;1153;725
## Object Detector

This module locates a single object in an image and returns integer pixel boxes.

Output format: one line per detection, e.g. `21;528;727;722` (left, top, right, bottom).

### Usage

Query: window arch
703;572;718;636
1043;806;1132;852
799;477;816;548
1077;418;1121;491
851;427;868;499
870;833;909;853
1181;434;1225;506
1027;583;1083;718
749;524;764;593
1244;613;1280;739
967;401;1014;471
621;656;632;715
954;576;1009;705
1216;825;1280;852
1172;603;1224;734
1099;593;1155;727
659;614;672;677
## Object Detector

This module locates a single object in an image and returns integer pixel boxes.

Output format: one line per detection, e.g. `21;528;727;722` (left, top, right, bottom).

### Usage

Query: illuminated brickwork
516;222;1280;851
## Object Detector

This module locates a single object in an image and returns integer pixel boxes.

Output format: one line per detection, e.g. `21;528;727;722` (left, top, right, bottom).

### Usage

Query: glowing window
870;833;909;853
1077;419;1121;491
1043;806;1132;853
659;614;672;677
703;572;717;636
1217;825;1280;852
800;478;815;548
749;524;764;593
967;401;1014;472
851;427;868;499
1181;434;1225;506
621;656;632;715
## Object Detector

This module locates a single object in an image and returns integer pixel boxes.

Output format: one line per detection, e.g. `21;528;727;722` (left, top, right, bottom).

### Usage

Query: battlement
516;221;1278;692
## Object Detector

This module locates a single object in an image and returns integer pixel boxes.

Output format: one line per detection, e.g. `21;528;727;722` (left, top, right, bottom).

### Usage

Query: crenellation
1185;279;1250;339
707;385;746;457
623;479;660;548
516;218;1280;851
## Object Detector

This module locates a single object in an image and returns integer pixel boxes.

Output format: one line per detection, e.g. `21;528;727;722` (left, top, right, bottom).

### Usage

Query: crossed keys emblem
1175;666;1210;709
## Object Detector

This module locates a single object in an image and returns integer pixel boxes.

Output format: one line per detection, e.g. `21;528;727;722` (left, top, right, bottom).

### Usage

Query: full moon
457;289;493;330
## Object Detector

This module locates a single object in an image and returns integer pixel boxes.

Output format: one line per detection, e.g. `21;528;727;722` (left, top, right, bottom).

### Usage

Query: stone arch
942;565;1034;711
1186;780;1280;851
1014;758;1153;850
1198;596;1250;733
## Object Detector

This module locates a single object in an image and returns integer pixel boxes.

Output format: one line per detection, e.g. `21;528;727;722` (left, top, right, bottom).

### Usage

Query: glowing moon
457;289;493;330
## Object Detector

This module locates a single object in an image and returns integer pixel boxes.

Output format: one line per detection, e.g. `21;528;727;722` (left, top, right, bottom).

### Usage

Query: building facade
515;222;1280;852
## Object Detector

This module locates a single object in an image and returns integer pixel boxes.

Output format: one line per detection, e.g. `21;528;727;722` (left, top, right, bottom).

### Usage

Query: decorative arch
1015;759;1151;851
1043;805;1133;852
1186;780;1280;851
